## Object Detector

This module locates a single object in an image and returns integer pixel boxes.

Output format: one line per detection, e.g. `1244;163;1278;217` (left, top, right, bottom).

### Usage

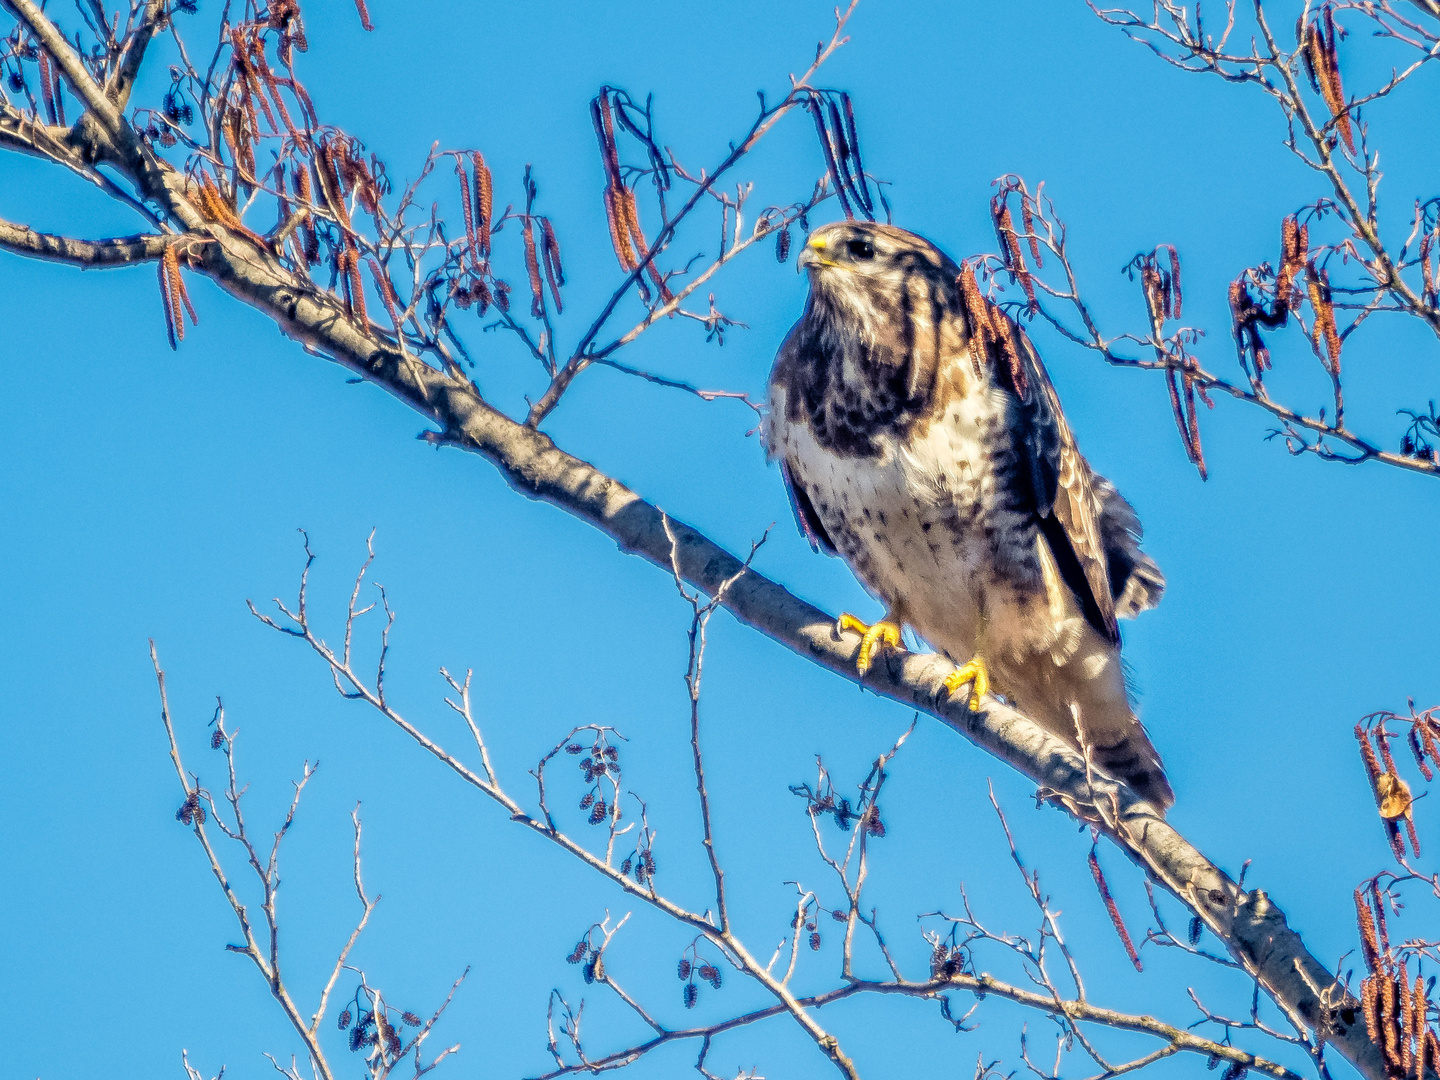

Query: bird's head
796;221;959;307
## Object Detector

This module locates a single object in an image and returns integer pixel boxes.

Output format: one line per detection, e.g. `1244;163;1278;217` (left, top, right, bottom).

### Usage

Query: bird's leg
836;608;906;676
942;657;990;712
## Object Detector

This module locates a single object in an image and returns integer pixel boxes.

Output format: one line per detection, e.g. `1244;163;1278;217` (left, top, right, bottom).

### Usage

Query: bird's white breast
768;380;1012;656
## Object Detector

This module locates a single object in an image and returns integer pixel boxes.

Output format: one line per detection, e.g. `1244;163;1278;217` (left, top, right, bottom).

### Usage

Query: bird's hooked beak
797;234;838;273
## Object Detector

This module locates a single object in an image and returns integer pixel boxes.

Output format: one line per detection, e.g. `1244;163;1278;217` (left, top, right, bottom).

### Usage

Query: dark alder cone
642;850;656;877
620;856;633;875
831;909;847;922
677;958;691;980
1189;916;1204;946
402;1011;421;1027
579;791;595;810
1221;1063;1247;1080
776;227;792;263
683;982;699;1009
349;1026;367;1052
1206;1054;1221;1071
704;965;722;990
582;957;597;984
338;1008;352;1029
588;799;607;825
929;943;947;977
211;729;225;749
809;931;822;951
566;940;588;964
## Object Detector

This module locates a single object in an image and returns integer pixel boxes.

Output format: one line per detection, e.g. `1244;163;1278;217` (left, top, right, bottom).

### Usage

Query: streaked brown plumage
765;221;1173;810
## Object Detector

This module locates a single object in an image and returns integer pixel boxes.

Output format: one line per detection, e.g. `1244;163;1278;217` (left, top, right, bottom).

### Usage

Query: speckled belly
783;429;991;661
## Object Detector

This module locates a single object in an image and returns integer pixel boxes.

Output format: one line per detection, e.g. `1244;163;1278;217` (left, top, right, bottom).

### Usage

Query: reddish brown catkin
1228;278;1249;333
1356;887;1382;972
523;216;544;317
603;186;637;272
1382;973;1399;1066
293;164;319;263
597;92;622;185
157;258;178;350
352;0;374;31
1377;719;1402;776
1141;262;1165;323
623;188;669;299
174;256;198;327
1020;195;1041;267
1307;265;1341;374
1400;965;1414;1074
1408;727;1434;781
1183;372;1207;478
1166;368;1192;465
1358;723;1386;794
1363;976;1381;1045
1419;717;1440;771
990;304;1027;398
1420;232;1437;306
1372;880;1393;956
455;161;477;267
957;264;993;380
541;218;564;313
38;50;56;125
471;152;493;259
1320;9;1355;153
1167;245;1182;319
1403;815;1420;859
1088;847;1142;972
165;247;185;342
626;189;670;300
345;245;366;324
319;141;352;229
992;200;1034;309
1277;218;1298;308
220;109;240;173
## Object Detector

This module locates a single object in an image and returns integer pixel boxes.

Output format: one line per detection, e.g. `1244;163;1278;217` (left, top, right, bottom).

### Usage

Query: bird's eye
846;239;875;260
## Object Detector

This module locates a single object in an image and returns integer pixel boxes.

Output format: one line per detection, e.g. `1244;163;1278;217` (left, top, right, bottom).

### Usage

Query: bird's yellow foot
943;657;990;711
837;612;903;676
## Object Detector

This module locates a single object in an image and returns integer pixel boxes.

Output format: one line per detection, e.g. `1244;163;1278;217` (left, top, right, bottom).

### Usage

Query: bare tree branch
0;216;168;266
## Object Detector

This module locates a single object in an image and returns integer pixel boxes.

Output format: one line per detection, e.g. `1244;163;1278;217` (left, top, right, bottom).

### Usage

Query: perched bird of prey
765;221;1172;810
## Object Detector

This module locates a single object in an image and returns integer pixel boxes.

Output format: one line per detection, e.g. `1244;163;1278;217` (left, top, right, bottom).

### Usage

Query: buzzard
765;221;1173;810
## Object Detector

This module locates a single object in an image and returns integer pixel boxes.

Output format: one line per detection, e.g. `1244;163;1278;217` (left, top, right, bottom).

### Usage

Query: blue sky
2;2;1437;1078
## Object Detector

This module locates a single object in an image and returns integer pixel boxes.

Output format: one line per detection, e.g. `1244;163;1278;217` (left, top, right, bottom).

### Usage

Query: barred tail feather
1088;717;1175;812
